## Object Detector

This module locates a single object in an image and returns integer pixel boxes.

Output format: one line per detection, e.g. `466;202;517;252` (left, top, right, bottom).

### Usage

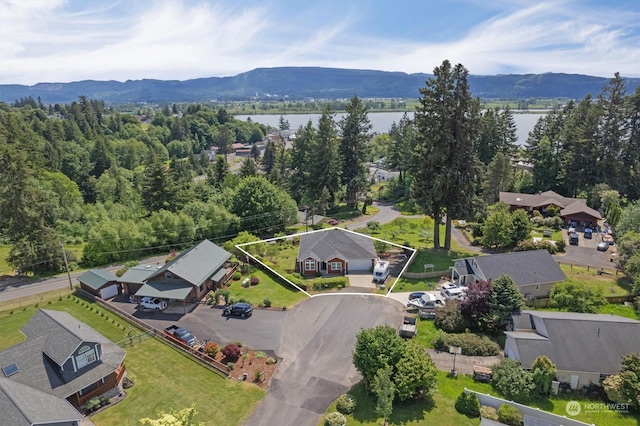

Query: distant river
235;111;545;146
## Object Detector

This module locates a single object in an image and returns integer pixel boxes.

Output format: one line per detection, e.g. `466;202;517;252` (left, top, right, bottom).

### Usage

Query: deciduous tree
550;281;606;313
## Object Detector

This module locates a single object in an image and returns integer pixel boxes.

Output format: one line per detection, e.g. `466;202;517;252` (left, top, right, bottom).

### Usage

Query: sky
1;0;639;85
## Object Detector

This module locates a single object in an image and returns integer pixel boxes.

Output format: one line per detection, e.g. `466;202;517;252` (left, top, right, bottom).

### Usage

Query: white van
444;287;465;301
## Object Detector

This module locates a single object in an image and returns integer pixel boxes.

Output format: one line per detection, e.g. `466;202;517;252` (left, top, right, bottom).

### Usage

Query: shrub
256;351;266;359
324;412;347;426
498;404;523;426
232;341;243;348
336;393;357;414
431;331;500;356
250;276;260;285
434;300;469;333
212;289;229;306
480;405;498;420
232;271;242;280
266;357;276;365
222;344;241;361
122;376;134;389
455;392;480;417
254;370;264;382
227;362;235;371
367;221;381;230
263;298;272;308
204;342;219;357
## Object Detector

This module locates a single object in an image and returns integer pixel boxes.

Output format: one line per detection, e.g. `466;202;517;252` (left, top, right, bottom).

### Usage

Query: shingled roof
297;229;376;261
506;311;640;374
455;250;566;288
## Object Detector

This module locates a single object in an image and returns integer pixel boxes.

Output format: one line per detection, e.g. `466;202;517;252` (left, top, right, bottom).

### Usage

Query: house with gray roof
505;310;640;389
133;239;233;307
77;269;119;299
499;190;602;228
119;264;162;296
0;309;126;415
452;250;566;298
297;229;377;275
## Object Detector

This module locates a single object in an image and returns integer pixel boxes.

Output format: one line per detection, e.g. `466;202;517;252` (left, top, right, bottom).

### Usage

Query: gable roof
0;378;82;426
456;250;566;287
298;229;377;261
146;239;231;287
0;310;125;400
560;201;602;219
506;311;640;374
499;191;602;221
119;264;160;284
20;309;109;366
77;269;117;290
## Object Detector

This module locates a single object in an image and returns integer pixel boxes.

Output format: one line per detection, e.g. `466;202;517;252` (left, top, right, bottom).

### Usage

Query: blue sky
1;0;638;85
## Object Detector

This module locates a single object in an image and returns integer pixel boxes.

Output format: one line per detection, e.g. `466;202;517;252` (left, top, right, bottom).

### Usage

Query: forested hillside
1;67;639;104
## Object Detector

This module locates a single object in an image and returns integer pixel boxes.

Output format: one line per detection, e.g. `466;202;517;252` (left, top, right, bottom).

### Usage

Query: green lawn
322;371;638;426
225;268;308;307
559;264;629;297
406;249;471;274
390;277;438;293
0;296;264;426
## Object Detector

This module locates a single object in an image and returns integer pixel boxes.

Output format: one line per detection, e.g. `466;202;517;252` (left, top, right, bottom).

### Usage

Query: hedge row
432;331;501;356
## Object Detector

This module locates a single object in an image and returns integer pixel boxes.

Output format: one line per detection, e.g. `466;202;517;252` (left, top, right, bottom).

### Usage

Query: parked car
443;287;466;301
440;282;458;297
407;294;445;309
569;233;579;245
223;302;253;317
584;228;593;239
408;291;426;301
164;325;198;346
597;242;609;251
139;297;167;311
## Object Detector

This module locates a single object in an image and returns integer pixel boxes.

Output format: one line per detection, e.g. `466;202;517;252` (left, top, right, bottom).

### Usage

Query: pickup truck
164;325;198;347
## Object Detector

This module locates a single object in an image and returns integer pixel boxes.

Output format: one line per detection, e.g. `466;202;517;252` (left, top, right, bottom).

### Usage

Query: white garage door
348;259;372;272
99;284;119;299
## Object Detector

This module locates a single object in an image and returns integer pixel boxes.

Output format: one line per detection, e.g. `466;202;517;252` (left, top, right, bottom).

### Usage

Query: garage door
348;259;372;271
99;284;119;299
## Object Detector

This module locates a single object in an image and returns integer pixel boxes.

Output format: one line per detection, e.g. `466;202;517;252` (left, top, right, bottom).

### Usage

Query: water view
235;112;545;146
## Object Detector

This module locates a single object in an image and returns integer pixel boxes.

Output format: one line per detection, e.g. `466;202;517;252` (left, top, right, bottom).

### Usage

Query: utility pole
60;242;73;290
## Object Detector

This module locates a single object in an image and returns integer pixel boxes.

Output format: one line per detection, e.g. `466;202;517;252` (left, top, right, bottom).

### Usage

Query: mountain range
1;67;638;105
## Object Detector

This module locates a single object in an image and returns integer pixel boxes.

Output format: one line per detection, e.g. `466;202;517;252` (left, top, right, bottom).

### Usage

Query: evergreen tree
482;152;514;204
482;275;525;331
309;107;341;207
412;60;481;249
239;157;258;178
339;95;372;209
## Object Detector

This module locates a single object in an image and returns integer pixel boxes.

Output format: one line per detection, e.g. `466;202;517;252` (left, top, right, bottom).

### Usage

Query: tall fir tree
339;95;372;209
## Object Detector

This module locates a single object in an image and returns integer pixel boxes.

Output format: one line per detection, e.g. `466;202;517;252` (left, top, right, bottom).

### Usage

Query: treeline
0;95;375;275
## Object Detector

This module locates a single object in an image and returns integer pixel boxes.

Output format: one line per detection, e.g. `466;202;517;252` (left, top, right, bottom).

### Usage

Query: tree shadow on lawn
348;382;434;425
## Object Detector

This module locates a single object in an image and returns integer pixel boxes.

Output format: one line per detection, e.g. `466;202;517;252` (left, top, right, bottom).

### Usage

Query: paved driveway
245;295;403;426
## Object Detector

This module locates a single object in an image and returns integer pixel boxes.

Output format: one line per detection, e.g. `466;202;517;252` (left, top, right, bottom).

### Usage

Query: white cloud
0;0;638;85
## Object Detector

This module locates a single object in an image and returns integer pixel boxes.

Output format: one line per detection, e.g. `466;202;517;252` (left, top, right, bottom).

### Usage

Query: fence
402;270;448;279
556;261;620;276
75;289;229;377
525;294;634;308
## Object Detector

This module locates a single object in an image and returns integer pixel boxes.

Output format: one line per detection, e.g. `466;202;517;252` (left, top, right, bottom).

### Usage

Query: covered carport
134;281;195;314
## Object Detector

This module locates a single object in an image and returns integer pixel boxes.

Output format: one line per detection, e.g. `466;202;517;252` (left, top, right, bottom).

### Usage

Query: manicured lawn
323;371;637;426
225;268;308;308
559;264;629;297
0;296;264;426
390;277;438;292
413;316;439;348
406;249;471;274
598;303;639;319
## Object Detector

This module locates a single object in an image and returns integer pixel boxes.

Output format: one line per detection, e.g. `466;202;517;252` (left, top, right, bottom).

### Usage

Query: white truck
372;260;390;284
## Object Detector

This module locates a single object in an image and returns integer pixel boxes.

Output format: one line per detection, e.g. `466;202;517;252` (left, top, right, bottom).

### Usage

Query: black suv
223;302;253;318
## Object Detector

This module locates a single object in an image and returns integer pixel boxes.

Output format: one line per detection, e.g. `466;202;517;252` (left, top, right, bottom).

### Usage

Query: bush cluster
311;276;347;290
324;412;347;426
204;342;219;357
498;404;523;426
480;405;498;420
515;239;563;254
335;393;357;414
454;392;480;417
431;331;500;356
530;216;562;230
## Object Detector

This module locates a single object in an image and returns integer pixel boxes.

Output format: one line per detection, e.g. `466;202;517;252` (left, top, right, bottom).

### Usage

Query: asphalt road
346;201;400;230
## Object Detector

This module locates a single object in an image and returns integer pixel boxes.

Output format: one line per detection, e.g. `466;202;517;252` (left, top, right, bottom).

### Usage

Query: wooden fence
76;289;229;377
526;294;634;308
556;261;620;275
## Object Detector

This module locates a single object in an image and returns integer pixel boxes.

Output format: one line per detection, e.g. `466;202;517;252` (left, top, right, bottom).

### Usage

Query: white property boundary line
235;227;417;299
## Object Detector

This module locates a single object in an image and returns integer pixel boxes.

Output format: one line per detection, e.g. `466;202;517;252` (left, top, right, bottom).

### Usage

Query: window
165;272;172;279
304;259;315;271
330;262;342;271
536;284;540;291
76;346;97;369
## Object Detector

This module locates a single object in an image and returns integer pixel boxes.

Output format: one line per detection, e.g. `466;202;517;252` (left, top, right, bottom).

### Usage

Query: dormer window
76;345;97;369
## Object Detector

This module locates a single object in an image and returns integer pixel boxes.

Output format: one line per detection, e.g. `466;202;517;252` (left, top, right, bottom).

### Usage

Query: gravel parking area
427;349;503;375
